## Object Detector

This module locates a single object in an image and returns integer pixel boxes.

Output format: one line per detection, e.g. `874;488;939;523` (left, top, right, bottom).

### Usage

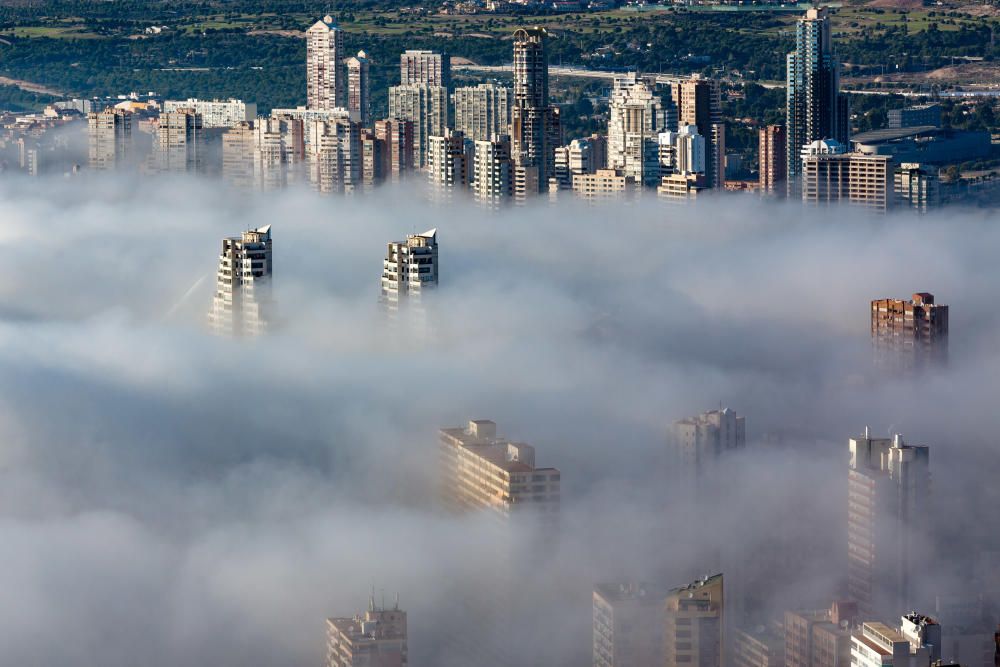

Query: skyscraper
593;583;670;667
510;28;561;193
380;229;438;315
87;107;131;170
759;125;787;194
307;117;361;194
346;52;371;126
871;293;948;371
326;598;407;667
388;84;448;168
208;226;273;337
473;135;514;207
670;75;725;189
428;129;473;200
438;419;560;525
151;109;206;173
672;408;746;473
848;432;931;619
608;74;669;188
307;15;344;110
375;119;414;182
665;574;725;667
399;49;451;88
786;7;850;189
452;83;512;142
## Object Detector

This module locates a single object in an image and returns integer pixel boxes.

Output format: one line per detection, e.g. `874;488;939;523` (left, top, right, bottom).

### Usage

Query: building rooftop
852;126;940;144
595;582;672;602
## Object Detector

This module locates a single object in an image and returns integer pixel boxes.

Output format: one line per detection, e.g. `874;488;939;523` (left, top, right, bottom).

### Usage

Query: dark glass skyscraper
785;7;849;189
510;27;561;194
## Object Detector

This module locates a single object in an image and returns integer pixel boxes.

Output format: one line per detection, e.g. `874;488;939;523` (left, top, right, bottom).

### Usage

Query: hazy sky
0;174;997;666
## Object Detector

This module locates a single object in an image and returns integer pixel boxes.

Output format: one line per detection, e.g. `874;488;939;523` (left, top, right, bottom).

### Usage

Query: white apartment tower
326;599;407;667
307;16;344;110
672;408;746;472
208;226;273;337
608;74;669;187
848;432;931;619
380;229;438;314
473;136;513;207
163;98;256;128
428;129;473;200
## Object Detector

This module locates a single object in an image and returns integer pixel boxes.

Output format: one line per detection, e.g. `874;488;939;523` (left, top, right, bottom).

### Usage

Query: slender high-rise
759;125;787;194
664;574;725;667
208;226;273;337
346;51;371;126
428;129;473;200
388;84;448;168
608;74;668;188
510;28;561;194
380;229;438;314
847;432;931;619
307;15;344;110
452;83;512;142
786;7;849;189
670;75;724;189
87;107;131;170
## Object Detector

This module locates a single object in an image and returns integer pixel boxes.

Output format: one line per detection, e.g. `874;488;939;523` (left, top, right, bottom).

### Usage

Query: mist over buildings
0;173;997;667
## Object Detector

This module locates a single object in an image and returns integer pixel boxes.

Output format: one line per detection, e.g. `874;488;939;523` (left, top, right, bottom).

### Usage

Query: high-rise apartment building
452;83;512;142
439;419;560;524
428;129;473;200
672;408;746;472
307;117;361;194
800;140;893;212
735;626;785;667
222;118;305;190
221;121;257;188
593;583;670;667
151;109;207;173
307;16;344;110
786;7;850;189
608;74;669;188
759;125;787;194
850;616;939;667
510;27;561;194
894;163;939;212
848;432;931;619
664;574;724;667
361;130;386;190
87;107;131;170
670;75;724;189
326;599;407;667
871;293;949;371
388;84;448;168
380;229;438;314
208;225;273;337
400;50;451;88
785;602;858;667
163;98;256;128
347;52;372;126
375;119;414;182
473;135;514;207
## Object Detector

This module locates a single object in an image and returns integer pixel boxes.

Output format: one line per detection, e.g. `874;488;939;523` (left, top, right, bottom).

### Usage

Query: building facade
388;84;448;168
307;16;344;110
593;583;670;667
670;75;724;189
163;98;256;128
87;107;131;170
871;293;949;371
800;140;893;212
786;7;850;189
326;601;407;667
347;52;372;126
380;229;438;314
847;432;931;619
400;49;451;88
664;574;725;667
759;124;787;194
452;83;512;143
672;408;746;472
207;225;273;337
510;27;561;194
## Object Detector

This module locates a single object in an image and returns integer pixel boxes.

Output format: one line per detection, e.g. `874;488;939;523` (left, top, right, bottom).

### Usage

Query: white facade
306;16;344;110
208;226;273;337
388;84;448;168
380;229;438;314
452;83;512;142
163;98;256;128
608;74;669;187
851;618;937;667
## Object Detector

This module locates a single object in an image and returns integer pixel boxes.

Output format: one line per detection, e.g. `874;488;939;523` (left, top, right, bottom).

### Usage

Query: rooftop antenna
381;588;386;612
394;592;400;610
369;583;375;612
